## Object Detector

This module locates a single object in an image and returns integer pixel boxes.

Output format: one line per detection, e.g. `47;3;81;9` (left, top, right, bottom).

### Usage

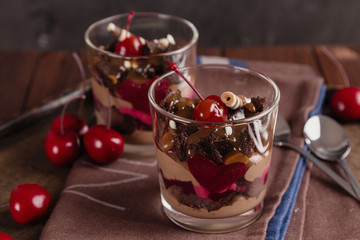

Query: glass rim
148;64;281;126
84;12;199;59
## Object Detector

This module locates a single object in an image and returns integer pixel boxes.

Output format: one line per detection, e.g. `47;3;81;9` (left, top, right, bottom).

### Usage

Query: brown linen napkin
40;61;323;240
286;155;360;240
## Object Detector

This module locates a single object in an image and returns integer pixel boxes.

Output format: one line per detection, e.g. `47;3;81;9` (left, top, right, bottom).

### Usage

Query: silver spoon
303;115;360;198
274;115;359;200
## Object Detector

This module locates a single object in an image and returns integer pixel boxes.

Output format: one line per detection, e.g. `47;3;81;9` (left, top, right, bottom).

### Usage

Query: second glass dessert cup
149;64;280;233
85;12;198;155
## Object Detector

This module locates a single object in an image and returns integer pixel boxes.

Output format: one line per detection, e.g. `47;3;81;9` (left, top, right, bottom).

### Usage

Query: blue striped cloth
196;56;326;240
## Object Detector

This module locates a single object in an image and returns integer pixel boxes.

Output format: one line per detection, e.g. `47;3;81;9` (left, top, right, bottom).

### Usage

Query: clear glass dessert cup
148;64;280;233
85;12;198;155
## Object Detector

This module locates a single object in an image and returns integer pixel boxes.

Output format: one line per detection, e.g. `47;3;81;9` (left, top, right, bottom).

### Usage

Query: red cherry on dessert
9;183;51;224
51;114;88;136
83;125;124;164
115;35;143;56
193;95;228;122
205;94;228;110
0;233;14;240
114;10;143;56
44;129;80;167
330;86;360;121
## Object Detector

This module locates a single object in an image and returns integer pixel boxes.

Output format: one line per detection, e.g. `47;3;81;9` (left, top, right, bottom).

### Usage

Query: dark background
1;0;360;50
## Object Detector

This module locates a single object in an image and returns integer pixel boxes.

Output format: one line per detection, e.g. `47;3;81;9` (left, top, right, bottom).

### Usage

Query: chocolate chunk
142;41;156;55
237;129;255;156
177;123;198;136
174;131;189;162
251;97;266;112
105;40;117;53
228;108;245;121
197;132;232;164
184;130;232;164
94;59;128;95
141;44;152;55
143;39;176;55
177;189;237;212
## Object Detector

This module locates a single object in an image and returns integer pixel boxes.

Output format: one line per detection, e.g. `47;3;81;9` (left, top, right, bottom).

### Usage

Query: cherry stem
0;203;9;209
319;45;350;87
88;66;112;130
126;11;135;38
60;95;86;135
72;52;87;115
168;61;204;101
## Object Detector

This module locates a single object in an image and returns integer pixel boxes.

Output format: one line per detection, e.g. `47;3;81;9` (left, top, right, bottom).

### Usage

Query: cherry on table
45;95;85;167
0;233;14;240
330;86;360;121
83;125;124;164
9;183;51;225
85;67;125;164
51;113;88;136
44;128;80;167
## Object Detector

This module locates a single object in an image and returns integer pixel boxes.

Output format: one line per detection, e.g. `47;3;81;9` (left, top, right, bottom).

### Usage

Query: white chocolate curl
220;91;244;109
106;22;145;43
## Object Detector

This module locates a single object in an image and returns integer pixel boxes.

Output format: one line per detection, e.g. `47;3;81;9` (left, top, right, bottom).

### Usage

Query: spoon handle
338;159;360;199
277;141;359;201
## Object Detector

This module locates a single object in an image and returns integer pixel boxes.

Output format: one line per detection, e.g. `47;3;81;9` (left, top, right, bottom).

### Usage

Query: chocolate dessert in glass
148;64;280;233
85;12;198;154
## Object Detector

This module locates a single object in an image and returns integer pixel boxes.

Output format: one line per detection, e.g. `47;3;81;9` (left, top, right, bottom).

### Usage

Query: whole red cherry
115;35;143;56
193;95;228;122
0;233;14;240
44;129;80;167
83;125;124;164
9;183;51;224
330;86;360;121
51;113;88;136
114;11;143;56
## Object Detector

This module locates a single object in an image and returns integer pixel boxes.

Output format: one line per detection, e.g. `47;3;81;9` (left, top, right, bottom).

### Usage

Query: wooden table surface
0;45;359;239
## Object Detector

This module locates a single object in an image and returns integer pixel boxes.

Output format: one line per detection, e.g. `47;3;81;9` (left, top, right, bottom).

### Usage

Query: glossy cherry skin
83;125;124;164
115;35;143;56
0;233;14;240
51;114;88;136
193;95;228;122
9;183;51;224
44;129;80;167
330;87;360;121
117;78;169;114
116;79;154;114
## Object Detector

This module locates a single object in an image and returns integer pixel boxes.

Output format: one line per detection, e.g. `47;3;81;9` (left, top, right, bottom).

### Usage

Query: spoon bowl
303;115;351;161
274;115;359;200
303;115;360;198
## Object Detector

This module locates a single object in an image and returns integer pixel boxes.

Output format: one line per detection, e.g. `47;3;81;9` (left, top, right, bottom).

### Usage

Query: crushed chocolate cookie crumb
236;128;256;156
251;97;266;112
174;131;190;162
193;131;232;164
177;189;237;212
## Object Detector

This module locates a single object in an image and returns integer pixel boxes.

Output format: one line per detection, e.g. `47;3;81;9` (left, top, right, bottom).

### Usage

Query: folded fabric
40;56;324;240
266;85;326;240
200;55;327;239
